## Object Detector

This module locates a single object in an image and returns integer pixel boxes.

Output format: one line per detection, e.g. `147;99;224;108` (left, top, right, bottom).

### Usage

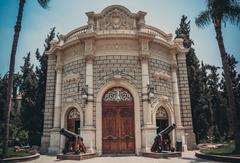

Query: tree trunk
213;17;240;153
2;0;25;158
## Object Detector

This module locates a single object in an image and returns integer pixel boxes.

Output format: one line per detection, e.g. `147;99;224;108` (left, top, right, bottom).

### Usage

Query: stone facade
41;5;196;155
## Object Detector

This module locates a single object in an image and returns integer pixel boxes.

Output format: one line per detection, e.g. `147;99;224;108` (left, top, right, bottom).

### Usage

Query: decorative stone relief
103;88;132;102
95;70;137;89
98;8;135;30
156;107;168;119
68;108;80;119
153;71;170;81
160;95;169;105
150;95;169;108
63;73;80;83
97;41;139;52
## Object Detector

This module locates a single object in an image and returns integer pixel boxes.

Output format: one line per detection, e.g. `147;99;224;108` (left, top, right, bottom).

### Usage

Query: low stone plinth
57;153;96;160
142;151;182;159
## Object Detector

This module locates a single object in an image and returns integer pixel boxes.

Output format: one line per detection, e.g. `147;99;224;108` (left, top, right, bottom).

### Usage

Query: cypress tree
20;52;38;146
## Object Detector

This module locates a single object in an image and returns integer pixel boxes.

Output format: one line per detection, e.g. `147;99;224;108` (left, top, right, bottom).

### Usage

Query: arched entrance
102;87;135;154
156;107;169;133
67;108;80;134
156;107;172;150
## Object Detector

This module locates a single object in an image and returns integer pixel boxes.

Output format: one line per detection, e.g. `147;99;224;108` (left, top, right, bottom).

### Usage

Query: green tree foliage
205;65;226;142
0;74;8;123
0;73;23;147
221;54;240;129
197;62;212;141
195;0;240;152
19;52;39;146
35;27;56;134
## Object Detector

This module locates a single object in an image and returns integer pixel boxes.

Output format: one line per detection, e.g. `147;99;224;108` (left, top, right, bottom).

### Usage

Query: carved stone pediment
63;73;80;83
153;71;170;81
99;8;135;30
86;5;146;31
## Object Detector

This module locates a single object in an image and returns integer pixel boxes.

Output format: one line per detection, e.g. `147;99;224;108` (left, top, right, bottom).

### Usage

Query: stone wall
93;55;143;125
41;56;57;153
62;59;86;104
177;54;196;150
148;58;172;100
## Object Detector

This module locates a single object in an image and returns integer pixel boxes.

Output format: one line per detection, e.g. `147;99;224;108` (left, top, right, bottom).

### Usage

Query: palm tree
195;0;240;152
2;0;51;158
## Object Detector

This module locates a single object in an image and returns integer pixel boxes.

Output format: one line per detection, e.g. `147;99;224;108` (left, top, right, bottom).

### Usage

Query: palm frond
195;10;211;28
223;4;240;26
37;0;51;9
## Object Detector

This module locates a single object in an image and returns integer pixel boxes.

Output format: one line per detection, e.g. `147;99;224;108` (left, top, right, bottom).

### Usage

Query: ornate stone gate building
41;5;196;155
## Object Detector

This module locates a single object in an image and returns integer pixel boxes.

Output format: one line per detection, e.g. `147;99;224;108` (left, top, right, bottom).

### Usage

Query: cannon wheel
157;146;162;153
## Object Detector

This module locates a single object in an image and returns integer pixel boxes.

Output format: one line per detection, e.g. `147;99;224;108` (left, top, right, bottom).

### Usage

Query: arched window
67;108;80;134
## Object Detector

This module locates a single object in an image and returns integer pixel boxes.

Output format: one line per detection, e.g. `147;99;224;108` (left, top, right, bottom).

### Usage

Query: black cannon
59;128;86;154
151;123;176;153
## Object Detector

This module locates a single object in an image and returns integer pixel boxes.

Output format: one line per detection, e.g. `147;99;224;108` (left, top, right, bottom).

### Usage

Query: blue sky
0;0;239;75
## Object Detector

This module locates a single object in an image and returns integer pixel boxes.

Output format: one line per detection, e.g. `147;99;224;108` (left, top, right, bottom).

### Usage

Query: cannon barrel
159;123;176;136
60;128;80;141
151;123;176;153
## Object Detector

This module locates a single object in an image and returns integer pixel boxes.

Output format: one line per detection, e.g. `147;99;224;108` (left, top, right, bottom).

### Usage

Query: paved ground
27;151;221;163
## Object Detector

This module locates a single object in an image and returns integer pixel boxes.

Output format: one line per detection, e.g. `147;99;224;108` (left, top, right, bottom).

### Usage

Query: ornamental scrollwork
68;108;80;119
98;8;135;30
103;88;132;102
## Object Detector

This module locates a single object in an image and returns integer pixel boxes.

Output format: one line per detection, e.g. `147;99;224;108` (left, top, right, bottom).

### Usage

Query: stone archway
67;108;80;134
60;103;84;151
96;80;141;155
152;102;176;148
156;107;169;134
102;87;135;154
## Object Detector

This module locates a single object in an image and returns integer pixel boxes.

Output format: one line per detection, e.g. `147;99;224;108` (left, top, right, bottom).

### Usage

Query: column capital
85;54;95;63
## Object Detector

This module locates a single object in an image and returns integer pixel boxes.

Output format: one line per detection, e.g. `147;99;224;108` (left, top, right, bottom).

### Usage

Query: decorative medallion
103;88;132;102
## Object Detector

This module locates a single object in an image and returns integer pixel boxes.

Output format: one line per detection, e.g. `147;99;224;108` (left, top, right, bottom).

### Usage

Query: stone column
85;56;94;127
81;39;96;153
48;54;63;154
171;51;186;151
53;65;63;128
41;55;56;153
139;38;151;126
141;59;151;125
176;52;196;150
139;38;156;152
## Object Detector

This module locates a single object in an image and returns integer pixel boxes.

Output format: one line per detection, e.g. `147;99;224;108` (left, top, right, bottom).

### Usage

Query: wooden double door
102;87;135;154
